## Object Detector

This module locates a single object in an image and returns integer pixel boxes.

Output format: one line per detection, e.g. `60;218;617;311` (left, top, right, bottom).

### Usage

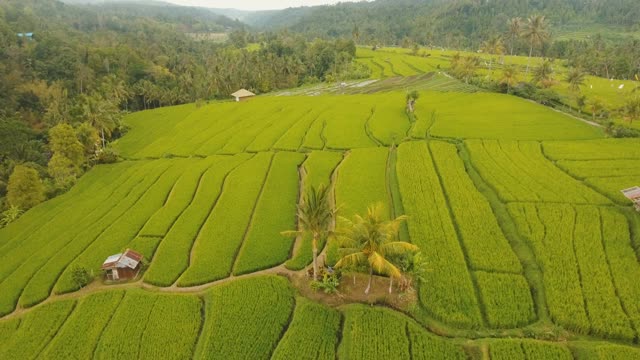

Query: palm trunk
388;277;393;294
312;235;319;281
510;36;514;56
365;267;373;294
526;42;533;75
101;128;106;149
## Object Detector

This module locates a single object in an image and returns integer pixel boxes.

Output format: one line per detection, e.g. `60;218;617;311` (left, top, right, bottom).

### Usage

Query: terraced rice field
1;51;640;358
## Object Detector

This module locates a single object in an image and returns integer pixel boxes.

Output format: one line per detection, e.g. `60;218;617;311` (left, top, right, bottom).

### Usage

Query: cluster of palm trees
285;185;419;295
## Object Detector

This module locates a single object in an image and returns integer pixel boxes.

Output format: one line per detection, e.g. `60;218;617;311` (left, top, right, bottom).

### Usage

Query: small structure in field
621;186;640;212
231;89;255;102
102;249;143;281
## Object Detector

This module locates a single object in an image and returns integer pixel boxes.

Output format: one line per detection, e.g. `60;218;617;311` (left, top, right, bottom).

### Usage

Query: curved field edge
0;275;639;359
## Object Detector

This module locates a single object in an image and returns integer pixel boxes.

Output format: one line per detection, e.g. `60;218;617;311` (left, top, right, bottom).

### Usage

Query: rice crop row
234;152;305;275
338;304;466;360
0;161;140;286
508;203;590;333
430;141;522;273
93;290;201;360
0;162;128;254
573;206;634;340
246;108;314;152
53;160;182;296
475;271;535;328
338;305;410;360
489;340;572;360
599;208;640;337
466;140;609;204
41;290;125;359
368;95;411;146
544;139;640;161
429;92;603;140
218;108;286;154
144;154;251;286
555;159;640;179
195;276;295;360
272;298;341;360
139;157;219;237
396;141;482;328
509;203;638;339
0;299;75;359
336;147;390;219
273;109;325;151
178;152;272;286
0;161;164;315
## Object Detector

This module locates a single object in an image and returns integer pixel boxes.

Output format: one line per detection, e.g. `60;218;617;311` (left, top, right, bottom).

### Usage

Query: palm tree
334;204;418;294
282;184;336;281
623;96;640;124
521;15;550;75
481;36;505;73
507;17;522;56
533;60;555;88
500;65;519;94
565;68;586;92
588;98;605;121
81;94;119;148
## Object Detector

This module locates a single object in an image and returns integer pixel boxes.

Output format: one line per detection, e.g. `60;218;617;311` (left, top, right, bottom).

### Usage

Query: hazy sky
165;0;362;11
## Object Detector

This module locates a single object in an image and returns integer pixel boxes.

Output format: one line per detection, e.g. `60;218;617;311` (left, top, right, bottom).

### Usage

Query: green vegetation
285;151;343;270
42;291;125;359
0;299;75;359
475;272;535;328
272;298;341;360
234;152;305;275
1;0;640;357
336;148;390;219
144;154;249;286
178;153;272;286
466;140;609;204
195;276;295;360
397;141;482;328
94;290;201;360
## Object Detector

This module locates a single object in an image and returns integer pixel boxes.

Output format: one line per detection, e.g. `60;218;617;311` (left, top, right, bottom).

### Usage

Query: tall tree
521;15;550;75
533;60;555;88
481;36;505;73
623;96;640;124
282;184;336;281
507;17;522;56
335;204;418;294
7;165;45;210
500;65;519;94
566;68;587;92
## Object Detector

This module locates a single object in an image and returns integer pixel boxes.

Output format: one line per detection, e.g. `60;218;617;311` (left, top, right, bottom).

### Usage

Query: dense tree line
0;0;364;219
252;0;639;49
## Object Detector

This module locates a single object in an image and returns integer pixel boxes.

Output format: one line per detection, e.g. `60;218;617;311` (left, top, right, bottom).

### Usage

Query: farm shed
101;249;143;281
621;186;640;211
231;89;255;102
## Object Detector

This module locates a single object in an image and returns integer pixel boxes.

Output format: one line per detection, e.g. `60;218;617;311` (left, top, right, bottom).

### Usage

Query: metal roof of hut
101;249;143;270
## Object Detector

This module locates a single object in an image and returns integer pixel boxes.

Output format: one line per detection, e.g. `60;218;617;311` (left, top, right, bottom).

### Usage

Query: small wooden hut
231;89;255;102
102;249;143;281
621;186;640;211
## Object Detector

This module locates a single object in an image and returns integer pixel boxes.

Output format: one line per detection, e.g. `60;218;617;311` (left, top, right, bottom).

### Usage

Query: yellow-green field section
1;86;640;358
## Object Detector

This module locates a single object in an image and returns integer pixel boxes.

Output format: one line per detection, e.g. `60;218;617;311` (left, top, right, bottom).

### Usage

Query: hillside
247;0;640;47
2;44;640;357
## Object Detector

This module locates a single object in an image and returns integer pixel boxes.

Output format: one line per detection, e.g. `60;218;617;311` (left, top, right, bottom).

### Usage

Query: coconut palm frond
335;252;368;269
368;251;402;278
382;242;419;255
280;230;301;237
